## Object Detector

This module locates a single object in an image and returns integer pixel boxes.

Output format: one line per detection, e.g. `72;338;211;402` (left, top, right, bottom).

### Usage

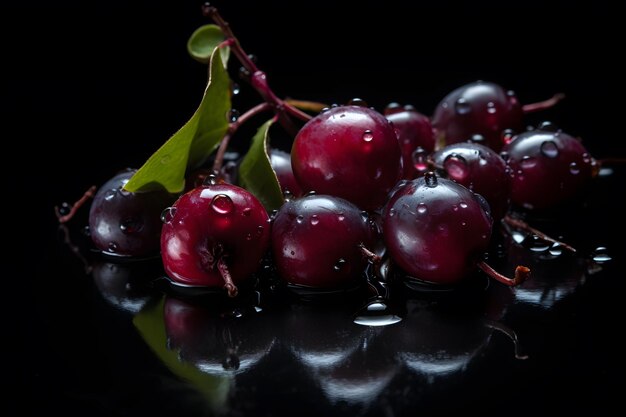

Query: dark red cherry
502;128;596;210
432;81;524;152
160;182;270;295
269;148;303;197
88;169;175;257
291;105;403;211
271;194;377;289
384;103;435;179
430;142;511;221
382;173;493;285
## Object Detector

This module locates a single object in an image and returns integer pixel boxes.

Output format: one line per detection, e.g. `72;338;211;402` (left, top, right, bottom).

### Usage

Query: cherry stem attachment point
55;185;97;224
522;93;565;113
478;261;530;286
359;243;382;265
503;215;577;253
217;257;238;298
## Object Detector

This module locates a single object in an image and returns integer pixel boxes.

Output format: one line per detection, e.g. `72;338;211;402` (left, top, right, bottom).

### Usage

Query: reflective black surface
14;1;625;416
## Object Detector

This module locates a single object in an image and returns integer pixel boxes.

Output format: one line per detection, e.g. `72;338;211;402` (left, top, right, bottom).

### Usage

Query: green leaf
133;298;231;408
187;24;230;66
238;119;284;212
124;47;231;193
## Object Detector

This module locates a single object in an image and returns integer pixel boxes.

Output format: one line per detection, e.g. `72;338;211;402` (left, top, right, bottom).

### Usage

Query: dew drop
231;83;240;95
538;121;559;131
362;130;374;142
582;153;592;164
120;218;143;234
520;155;537;169
229;109;240;122
412;146;429;172
338;212;345;221
334;258;347;271
161;207;177;223
592;247;611;263
443;154;468;181
388;208;396;217
296;214;304;223
257;225;264;236
501;129;515;145
321;107;330;113
512;231;526;244
384;102;402;114
526;235;550;252
242;207;252;217
424;172;438;187
283;190;294;202
486;101;497;114
360;211;369;222
348;98;368;107
452;204;459;211
540;140;559;158
500;151;510;162
459;202;468;209
310;215;319;225
57;202;71;216
210;194;234;214
470;134;485;144
82;226;91;237
107;242;118;253
455;97;471;115
104;189;117;201
417;203;427;214
549;243;563;257
246;233;253;241
441;101;449;109
569;162;580;175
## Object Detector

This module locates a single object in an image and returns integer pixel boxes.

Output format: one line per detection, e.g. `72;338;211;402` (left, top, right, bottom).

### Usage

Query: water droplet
238;66;251;78
107;242;118;253
487;101;497;114
417;203;427;214
333;258;347;271
229;109;240;122
526;235;550;252
539;121;558;131
461;221;467;226
424;172;438;187
582;153;592;164
321;107;330;113
501;129;515;145
310;215;319;225
360;211;369;222
388;208;396;217
331;103;339;108
520;155;537;168
257;225;264;236
549;243;563;257
210;194;234;214
507;89;517;97
362;130;374;142
512;231;526;244
161;207;177;223
246;233;253;241
338;212;345;221
592;247;611;263
452;204;459;211
459;202;468;209
104;189;117;201
384;102;402;114
120;218;142;234
455;97;471;115
242;207;252;217
412;146;429;172
540;140;559;158
500;151;510;162
441;101;449;109
443;154;468;181
82;226;91;237
283;190;294;202
348;98;368;107
470;134;485;144
231;83;240;95
296;214;304;223
569;162;580;175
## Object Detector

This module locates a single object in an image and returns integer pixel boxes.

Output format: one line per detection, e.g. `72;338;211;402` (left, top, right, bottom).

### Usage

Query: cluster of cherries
84;79;599;299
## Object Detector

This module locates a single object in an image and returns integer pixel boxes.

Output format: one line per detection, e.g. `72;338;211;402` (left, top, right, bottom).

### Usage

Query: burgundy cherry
291;105;403;211
384;103;435;179
160;182;270;296
271;194;378;289
502;128;596;210
430;141;511;221
269;148;303;197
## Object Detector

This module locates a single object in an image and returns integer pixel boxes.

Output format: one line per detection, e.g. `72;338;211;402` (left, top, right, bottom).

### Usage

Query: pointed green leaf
238;119;284;212
124;47;231;193
187;24;230;66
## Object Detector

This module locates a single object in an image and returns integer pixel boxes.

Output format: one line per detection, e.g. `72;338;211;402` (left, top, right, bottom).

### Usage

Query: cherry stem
217;257;238;298
55;185;97;224
202;4;311;131
478;261;530;286
522;93;565;113
359;243;382;265
484;319;529;360
503;215;577;253
284;98;329;113
212;101;273;172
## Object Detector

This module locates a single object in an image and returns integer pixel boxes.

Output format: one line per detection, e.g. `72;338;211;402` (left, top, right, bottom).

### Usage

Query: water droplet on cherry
210;194;234;214
161;207;177;223
362;130;374;142
540;140;559;158
455;97;471;114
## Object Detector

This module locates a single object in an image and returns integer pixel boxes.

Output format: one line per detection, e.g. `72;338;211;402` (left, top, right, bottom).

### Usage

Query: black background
7;1;626;416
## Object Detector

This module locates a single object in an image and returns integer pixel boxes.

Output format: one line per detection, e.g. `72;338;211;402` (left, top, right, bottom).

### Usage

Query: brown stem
484;319;529;360
285;98;330;113
359;243;381;265
55;185;97;224
202;3;311;130
217;257;238;297
503;215;576;253
212;102;273;172
478;261;530;286
522;93;565;113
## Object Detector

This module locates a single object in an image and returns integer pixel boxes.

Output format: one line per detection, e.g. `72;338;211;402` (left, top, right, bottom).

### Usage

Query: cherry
160;181;270;296
430;141;511;221
432;80;563;152
88;169;175;257
269;148;303;197
502;127;596;210
271;194;378;289
291;105;403;211
384;103;435;179
383;172;529;286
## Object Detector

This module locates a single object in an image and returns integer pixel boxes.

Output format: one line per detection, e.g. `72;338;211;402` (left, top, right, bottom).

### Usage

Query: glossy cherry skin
502;129;595;210
291;105;403;211
382;174;492;285
271;194;377;289
432;81;523;152
384;104;435;179
88;169;175;257
431;142;511;221
270;148;303;197
160;183;270;287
